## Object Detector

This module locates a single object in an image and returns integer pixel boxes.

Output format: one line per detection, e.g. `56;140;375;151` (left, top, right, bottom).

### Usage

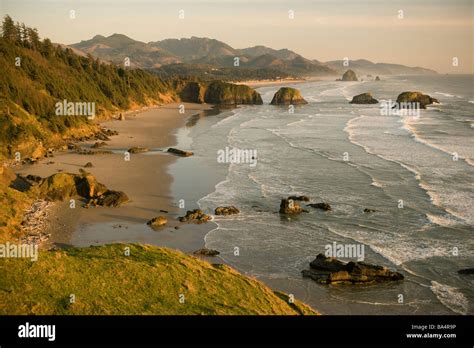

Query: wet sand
16;103;215;251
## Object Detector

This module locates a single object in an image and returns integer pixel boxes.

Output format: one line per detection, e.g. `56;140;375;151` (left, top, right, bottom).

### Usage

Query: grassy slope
0;244;317;315
0;166;32;242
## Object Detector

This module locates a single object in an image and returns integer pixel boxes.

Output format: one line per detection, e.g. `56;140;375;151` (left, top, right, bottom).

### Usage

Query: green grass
0;183;31;242
0;243;317;315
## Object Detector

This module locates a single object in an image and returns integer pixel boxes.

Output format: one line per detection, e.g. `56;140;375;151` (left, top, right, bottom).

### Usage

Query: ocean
171;75;474;315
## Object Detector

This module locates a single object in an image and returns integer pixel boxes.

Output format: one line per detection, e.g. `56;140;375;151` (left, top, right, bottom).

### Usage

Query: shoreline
16;102;217;251
234;78;308;88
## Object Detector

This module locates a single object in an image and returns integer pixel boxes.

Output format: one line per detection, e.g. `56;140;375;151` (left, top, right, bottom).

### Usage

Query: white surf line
401;116;474;167
344;114;468;225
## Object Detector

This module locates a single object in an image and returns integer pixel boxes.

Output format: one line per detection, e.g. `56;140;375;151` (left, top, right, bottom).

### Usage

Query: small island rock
215;206;240;216
179;209;212;223
270;87;308;105
302;254;404;284
307;202;332;211
147;216;168;227
193;248;220;257
279;198;302;215
342;69;358;81
350;93;378;104
288;195;310;202
167;148;194;157
128;146;149;154
395;91;439;109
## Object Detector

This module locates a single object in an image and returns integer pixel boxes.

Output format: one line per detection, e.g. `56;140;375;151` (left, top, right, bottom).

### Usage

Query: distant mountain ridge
325;59;437;76
71;35;335;77
71;34;437;78
72;33;179;68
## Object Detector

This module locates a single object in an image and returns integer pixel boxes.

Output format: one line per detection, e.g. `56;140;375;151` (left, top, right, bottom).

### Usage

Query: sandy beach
15;103;216;251
233;78;308;88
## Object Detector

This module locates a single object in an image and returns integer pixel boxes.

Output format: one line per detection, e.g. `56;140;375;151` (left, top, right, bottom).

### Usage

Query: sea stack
341;69;358;81
302;254;404;284
395;91;439;109
350;93;378;104
203;81;263;105
270;87;308;105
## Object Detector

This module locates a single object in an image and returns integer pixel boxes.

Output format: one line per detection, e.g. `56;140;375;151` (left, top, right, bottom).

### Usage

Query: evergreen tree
14;22;23;45
20;23;28;46
40;38;54;57
1;15;17;41
25;27;40;49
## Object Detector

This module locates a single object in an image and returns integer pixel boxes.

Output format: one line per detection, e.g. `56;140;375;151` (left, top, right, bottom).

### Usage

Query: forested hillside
0;15;177;161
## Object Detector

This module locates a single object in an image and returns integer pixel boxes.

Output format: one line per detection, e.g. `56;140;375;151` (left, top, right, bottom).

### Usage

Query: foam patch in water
430;281;469;315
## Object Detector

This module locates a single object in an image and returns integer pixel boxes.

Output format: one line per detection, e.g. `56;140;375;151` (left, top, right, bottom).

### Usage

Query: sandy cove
16;102;216;251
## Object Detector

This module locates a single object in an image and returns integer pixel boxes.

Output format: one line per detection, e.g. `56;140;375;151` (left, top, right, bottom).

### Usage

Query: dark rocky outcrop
68;143;80;151
29;172;128;207
375;76;381;81
309;254;347;272
179;80;262;105
193;248;220;256
270;87;308;105
180;81;206;103
76;148;113;155
204;81;263;105
76;173;108;198
341;69;358;81
350;93;378;104
128;146;149;154
458;268;474;275
288;195;310;202
167;148;193;157
363;208;377;213
90;190;129;208
91;141;107;149
25;174;43;185
279;198;302;215
215;206;240;216
35;173;81;201
102;128;119;137
147;216;168;227
307;202;332;211
302;254;404;284
84;162;94;168
395;92;439;109
179;209;212;223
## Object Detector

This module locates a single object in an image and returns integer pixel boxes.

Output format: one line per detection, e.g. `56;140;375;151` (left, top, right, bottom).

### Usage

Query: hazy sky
2;0;473;73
